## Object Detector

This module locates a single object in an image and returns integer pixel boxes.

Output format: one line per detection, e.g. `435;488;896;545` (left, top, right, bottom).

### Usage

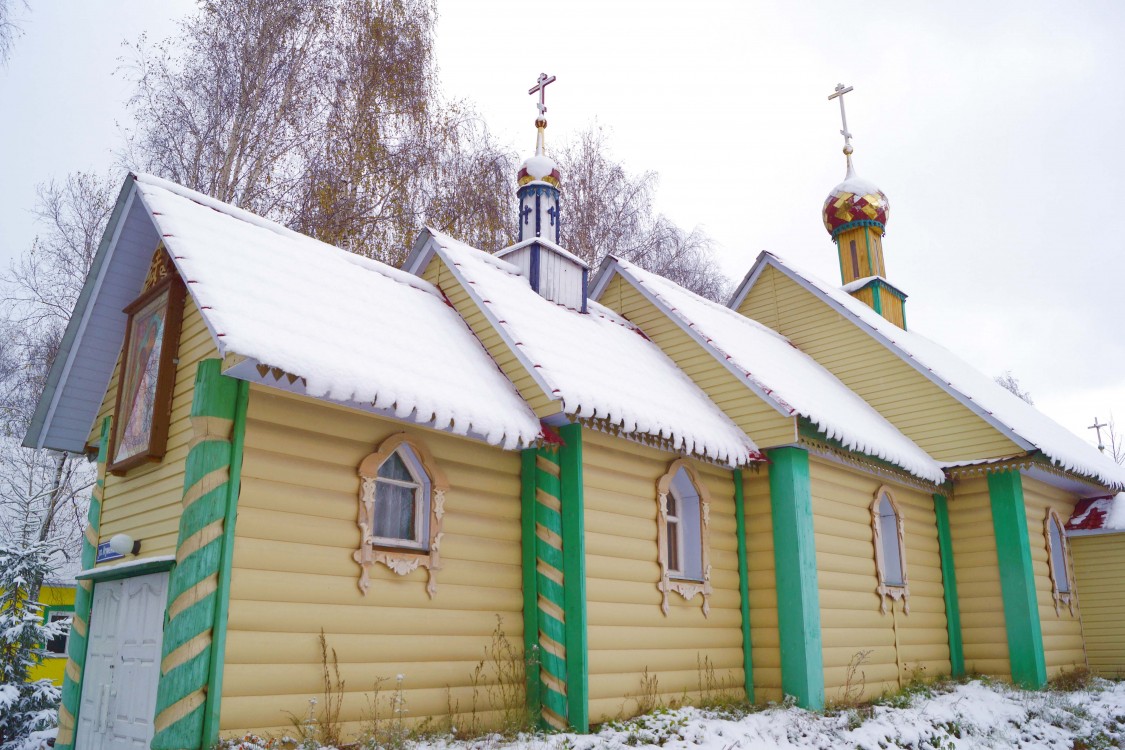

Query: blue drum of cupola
516;181;562;244
517;117;563;245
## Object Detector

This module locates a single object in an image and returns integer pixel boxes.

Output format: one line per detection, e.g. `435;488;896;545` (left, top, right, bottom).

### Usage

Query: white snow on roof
762;252;1125;489
610;259;945;483
425;230;760;466
495;236;589;268
131;174;541;450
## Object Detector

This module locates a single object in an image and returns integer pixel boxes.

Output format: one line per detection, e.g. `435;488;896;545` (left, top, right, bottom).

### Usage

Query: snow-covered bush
0;542;67;750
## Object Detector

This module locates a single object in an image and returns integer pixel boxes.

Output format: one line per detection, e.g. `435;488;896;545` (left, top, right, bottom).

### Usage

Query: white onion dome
517;117;561;187
822;157;889;237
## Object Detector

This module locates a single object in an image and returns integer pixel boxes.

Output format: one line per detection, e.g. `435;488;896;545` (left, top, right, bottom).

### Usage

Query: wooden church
25;80;1125;750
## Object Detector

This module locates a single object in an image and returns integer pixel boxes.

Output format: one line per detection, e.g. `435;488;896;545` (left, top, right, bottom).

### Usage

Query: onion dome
517;117;562;187
822;160;889;238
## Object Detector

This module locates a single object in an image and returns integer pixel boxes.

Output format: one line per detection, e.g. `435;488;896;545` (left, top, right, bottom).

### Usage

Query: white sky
2;1;1123;452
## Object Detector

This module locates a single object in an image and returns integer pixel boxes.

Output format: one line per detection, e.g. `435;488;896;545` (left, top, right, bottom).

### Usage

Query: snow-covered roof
732;252;1125;490
420;230;761;466
495;236;589;268
1067;493;1125;533
598;258;945;483
130;174;542;450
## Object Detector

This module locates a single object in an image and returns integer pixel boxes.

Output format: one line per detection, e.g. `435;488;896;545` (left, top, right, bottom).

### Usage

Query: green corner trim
75;557;176;582
864;227;874;277
519;448;543;725
152;359;242;750
767;447;824;709
933;494;964;677
558;423;589;732
987;470;1046;688
55;416;110;750
202;377;249;747
732;469;754;702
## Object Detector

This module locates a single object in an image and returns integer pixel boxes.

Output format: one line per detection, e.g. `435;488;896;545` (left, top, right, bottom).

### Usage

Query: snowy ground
227;678;1125;750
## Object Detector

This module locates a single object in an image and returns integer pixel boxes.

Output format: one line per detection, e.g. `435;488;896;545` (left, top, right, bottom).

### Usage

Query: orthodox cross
1089;416;1108;452
828;83;855;152
529;72;556;117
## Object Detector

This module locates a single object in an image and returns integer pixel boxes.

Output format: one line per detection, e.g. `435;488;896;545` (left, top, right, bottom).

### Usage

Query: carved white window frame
871;486;910;615
354;433;449;598
656;459;712;617
1044;508;1076;616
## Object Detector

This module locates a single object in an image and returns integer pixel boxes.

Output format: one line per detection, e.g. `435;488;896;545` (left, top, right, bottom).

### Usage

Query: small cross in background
828;83;854;152
529;72;556;117
1089;416;1108;452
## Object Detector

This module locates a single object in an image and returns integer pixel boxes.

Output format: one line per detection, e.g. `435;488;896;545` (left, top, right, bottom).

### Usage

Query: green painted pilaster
933;493;964;677
54;417;110;750
732;469;754;703
533;447;569;729
152;359;242;750
558;423;588;733
768;447;824;709
519;449;543;726
201;378;248;747
987;470;1046;688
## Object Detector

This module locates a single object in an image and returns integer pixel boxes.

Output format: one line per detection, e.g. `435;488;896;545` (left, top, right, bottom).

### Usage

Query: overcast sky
2;1;1123;451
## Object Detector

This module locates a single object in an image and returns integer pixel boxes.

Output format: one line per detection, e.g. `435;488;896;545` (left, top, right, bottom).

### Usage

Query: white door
75;572;169;750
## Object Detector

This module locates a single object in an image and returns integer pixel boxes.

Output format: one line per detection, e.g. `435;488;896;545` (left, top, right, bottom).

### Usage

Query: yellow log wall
582;429;750;722
808;457;949;702
947;476;1010;677
597;275;796;448
736;265;1020;462
742;465;782;703
220;386;525;738
1070;532;1125;676
94;294;218;562
1020;476;1085;677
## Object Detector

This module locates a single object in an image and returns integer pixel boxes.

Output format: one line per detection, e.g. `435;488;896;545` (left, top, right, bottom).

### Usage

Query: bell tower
822;84;907;329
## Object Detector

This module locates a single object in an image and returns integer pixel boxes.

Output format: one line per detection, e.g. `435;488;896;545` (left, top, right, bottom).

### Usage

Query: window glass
1049;517;1070;594
665;493;681;574
46;611;70;655
372;447;430;546
878;494;904;586
374;481;417;541
378;452;413;482
669;468;704;581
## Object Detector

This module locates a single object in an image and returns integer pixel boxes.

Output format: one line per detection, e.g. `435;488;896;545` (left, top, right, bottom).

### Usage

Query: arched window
371;446;430;549
1044;509;1075;615
871;487;909;614
354;434;449;598
656;460;712;617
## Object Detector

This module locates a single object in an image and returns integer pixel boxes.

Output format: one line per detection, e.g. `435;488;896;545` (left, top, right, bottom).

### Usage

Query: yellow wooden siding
850;286;874;309
598;274;796;448
582;429;746;722
421;255;559;419
947;477;1010;676
1070;533;1125;676
808;457;949;701
219;386;524;738
736;265;1020;462
95;295;218;561
1020;476;1085;677
742;465;781;703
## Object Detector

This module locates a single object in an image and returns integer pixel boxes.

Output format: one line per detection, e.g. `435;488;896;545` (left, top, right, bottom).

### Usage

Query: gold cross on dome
529;72;556;117
828;82;855;153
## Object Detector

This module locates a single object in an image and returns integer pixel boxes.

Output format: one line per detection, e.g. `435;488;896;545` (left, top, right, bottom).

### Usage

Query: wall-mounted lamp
109;533;141;557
